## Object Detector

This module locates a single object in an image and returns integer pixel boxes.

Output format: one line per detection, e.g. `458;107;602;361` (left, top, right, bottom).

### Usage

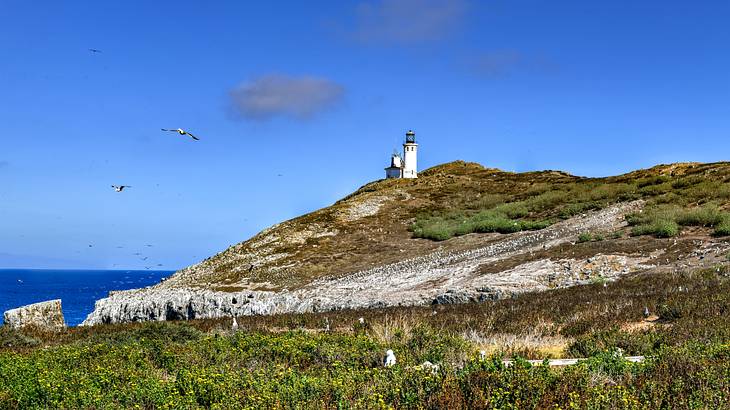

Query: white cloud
353;0;468;44
229;74;345;121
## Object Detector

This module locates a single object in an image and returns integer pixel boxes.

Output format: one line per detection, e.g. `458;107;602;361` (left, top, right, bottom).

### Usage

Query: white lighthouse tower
402;130;418;178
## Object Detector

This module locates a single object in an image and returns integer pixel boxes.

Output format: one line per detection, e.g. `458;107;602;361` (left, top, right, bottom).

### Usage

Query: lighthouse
402;130;418;178
384;130;419;179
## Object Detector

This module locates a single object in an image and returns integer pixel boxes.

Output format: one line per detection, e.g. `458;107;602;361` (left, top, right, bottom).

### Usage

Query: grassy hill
165;160;730;292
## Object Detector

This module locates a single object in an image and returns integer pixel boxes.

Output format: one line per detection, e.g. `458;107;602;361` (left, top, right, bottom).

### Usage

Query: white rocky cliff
4;300;66;331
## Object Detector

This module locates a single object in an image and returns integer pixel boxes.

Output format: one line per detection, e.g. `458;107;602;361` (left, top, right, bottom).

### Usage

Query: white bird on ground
232;317;239;331
384;349;396;367
161;128;199;141
324;317;330;332
643;306;650;318
418;361;439;375
111;185;131;192
480;350;486;361
358;317;365;325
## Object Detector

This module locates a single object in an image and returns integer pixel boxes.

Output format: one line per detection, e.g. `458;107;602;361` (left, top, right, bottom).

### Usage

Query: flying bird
111;185;131;192
88;48;102;53
161;128;199;141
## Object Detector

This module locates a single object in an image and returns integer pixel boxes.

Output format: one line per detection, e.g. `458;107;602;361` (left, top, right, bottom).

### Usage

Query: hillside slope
84;161;730;325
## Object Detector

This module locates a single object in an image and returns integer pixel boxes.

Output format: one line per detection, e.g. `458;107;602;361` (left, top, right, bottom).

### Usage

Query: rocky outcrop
4;300;66;331
83;202;649;326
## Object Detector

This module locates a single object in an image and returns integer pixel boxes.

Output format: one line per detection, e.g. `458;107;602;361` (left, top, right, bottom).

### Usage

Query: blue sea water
0;269;173;326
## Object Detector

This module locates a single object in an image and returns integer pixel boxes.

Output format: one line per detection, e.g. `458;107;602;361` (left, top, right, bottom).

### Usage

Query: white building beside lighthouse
385;130;418;179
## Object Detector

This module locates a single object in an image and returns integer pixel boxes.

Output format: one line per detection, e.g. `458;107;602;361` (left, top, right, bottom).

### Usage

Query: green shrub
468;193;506;210
493;202;529;219
577;233;592;243
588;183;635;201
412;204;551;241
657;303;683;321
671;176;703;189
559;202;599;219
524;190;571;212
520;220;551;230
675;205;724;227
714;217;730;236
472;213;520;234
639;182;672;196
631;219;679;238
637;175;670;188
567;329;667;357
0;327;40;348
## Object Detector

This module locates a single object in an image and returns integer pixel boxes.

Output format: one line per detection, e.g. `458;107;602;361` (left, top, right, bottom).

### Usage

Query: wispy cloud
228;74;345;121
352;0;468;44
471;51;524;77
469;51;558;78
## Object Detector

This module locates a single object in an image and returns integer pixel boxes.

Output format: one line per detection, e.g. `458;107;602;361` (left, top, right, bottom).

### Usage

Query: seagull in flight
161;128;199;141
88;48;102;53
111;185;131;192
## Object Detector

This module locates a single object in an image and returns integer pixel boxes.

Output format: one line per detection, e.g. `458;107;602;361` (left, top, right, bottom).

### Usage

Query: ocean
0;269;173;326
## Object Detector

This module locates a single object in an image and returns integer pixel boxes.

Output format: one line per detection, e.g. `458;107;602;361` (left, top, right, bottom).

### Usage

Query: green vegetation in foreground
412;163;730;240
2;267;730;409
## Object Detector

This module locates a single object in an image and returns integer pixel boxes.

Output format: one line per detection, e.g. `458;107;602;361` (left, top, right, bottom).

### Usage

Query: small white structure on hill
385;130;418;179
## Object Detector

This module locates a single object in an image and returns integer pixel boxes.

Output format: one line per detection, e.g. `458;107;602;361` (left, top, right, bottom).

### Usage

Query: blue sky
1;1;729;269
